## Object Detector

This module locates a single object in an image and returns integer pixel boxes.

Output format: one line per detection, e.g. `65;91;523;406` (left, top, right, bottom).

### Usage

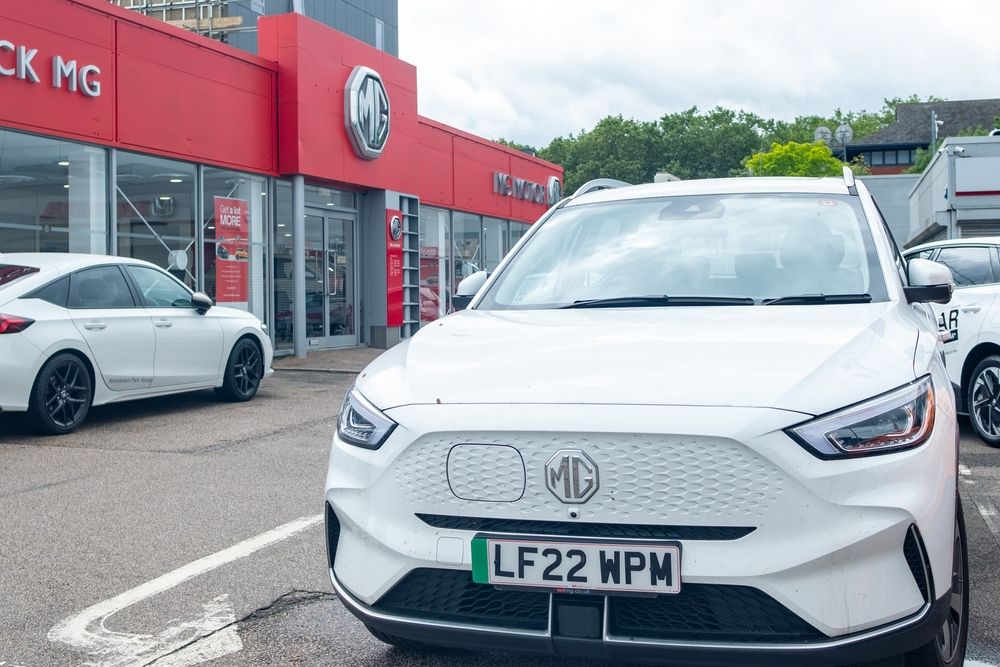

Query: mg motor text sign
493;172;561;206
0;39;101;97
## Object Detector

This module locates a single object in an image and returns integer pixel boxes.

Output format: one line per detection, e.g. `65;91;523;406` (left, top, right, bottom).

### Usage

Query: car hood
357;303;921;417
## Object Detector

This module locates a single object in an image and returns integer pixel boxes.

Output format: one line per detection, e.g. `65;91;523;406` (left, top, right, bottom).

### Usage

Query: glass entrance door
304;213;358;348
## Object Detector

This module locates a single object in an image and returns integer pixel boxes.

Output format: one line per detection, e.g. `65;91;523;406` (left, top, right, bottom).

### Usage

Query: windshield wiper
762;293;873;305
561;295;755;309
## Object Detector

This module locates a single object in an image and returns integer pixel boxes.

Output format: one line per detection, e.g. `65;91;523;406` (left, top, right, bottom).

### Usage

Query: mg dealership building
0;0;562;356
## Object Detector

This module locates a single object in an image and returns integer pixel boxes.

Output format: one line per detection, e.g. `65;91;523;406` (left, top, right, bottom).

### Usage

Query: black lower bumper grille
374;568;550;631
373;569;824;642
610;584;824;642
326;503;341;570
903;525;932;603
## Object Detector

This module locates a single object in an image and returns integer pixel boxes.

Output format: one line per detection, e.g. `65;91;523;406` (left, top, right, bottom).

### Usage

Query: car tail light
0;313;34;334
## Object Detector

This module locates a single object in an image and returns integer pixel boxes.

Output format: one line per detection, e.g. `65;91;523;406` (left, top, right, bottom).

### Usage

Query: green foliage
743;141;844;177
494;137;538;156
500;94;951;188
536;116;662;194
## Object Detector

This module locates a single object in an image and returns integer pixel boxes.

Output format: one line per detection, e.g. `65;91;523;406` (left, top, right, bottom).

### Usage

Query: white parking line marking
48;513;323;667
959;463;972;476
975;500;1000;537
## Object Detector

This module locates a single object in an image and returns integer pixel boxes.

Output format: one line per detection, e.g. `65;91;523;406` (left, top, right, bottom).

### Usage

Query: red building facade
0;0;562;354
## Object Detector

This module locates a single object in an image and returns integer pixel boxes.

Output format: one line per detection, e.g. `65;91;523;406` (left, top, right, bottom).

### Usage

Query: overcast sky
398;0;1000;148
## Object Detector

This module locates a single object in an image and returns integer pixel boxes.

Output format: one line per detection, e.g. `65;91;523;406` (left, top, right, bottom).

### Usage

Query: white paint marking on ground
975;499;1000;537
959;463;973;476
48;513;323;667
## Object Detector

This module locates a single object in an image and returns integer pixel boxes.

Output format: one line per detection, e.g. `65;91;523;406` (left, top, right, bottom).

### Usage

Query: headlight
786;376;936;459
337;387;396;449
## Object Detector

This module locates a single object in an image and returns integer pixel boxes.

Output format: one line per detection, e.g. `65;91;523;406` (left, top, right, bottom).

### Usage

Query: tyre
365;625;438;651
29;352;93;435
967;355;1000;447
903;499;968;667
215;337;264;402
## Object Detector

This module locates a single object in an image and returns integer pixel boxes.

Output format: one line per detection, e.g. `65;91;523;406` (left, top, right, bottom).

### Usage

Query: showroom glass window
509;221;530;252
203;167;268;321
272;180;294;352
0;129;107;254
116;152;197;288
452;211;482;293
483;217;508;272
418;206;451;323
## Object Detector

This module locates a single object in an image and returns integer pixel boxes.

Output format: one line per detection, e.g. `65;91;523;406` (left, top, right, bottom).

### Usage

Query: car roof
565;176;853;207
905;237;1000;254
0;252;157;272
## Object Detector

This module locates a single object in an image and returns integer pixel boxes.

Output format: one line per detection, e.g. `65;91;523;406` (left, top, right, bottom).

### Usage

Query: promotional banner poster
214;196;249;303
386;209;404;327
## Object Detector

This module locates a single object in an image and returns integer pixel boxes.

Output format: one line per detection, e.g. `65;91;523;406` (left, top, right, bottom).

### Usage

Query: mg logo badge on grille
345;65;390;160
545;449;599;504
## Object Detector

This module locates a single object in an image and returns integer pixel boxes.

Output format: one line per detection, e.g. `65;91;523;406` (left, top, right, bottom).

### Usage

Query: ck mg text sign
0;39;102;97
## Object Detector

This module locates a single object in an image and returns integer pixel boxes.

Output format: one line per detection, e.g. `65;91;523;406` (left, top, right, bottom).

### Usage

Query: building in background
859;174;920;245
907;136;1000;246
0;0;560;357
848;99;1000;175
108;0;398;55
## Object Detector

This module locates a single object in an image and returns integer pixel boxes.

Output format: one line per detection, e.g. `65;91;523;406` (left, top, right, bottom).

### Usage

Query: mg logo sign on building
545;449;599;504
345;65;390;160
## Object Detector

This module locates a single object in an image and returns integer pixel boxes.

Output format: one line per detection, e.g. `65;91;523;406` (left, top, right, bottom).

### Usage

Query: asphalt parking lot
1;363;999;667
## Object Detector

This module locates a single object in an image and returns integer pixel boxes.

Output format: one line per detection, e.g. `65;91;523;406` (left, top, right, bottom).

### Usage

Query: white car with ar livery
326;172;967;666
904;237;1000;446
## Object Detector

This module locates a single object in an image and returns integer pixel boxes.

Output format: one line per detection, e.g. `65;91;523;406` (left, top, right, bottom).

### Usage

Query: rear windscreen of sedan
480;194;890;309
0;264;40;289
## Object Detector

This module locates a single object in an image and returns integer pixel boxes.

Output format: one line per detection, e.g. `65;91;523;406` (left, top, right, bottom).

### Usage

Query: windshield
478;193;889;309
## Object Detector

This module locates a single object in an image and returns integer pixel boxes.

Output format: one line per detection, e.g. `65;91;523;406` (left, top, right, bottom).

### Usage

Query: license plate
471;536;681;594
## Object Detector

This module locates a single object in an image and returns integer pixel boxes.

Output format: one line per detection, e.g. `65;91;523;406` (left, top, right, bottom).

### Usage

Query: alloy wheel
44;360;90;428
971;366;1000;437
233;344;262;397
935;515;966;662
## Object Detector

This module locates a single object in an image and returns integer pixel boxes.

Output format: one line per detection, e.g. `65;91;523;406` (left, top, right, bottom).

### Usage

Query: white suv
325;172;967;666
904;238;1000;446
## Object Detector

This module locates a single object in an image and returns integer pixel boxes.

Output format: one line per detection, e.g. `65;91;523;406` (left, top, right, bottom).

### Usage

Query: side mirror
905;258;954;304
452;270;489;311
191;291;214;313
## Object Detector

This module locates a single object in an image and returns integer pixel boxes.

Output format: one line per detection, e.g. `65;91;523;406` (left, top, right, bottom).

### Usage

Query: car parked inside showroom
904;237;1000;446
325;169;967;666
0;253;273;434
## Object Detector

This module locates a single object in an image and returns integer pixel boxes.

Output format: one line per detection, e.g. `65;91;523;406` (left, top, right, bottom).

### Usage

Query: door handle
83;322;106;331
154;319;173;329
961;304;981;313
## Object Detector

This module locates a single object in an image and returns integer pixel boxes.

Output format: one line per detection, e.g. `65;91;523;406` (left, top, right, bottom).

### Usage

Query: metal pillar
292;175;307;358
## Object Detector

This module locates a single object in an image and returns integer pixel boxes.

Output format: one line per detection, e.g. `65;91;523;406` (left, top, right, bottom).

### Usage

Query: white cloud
399;0;1000;147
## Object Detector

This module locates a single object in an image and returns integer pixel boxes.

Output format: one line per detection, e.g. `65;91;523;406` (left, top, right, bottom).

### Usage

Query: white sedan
0;253;273;434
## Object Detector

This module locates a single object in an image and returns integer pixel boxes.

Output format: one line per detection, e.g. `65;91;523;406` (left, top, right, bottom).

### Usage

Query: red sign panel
386;209;404;327
214;196;249;303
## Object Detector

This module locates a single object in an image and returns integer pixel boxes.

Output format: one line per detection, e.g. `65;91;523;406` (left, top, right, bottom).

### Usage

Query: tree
494;137;538;156
744;141;844;177
656;106;770;179
537;115;662;193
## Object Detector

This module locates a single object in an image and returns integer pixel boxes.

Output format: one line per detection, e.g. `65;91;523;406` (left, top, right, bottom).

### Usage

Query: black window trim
66;264;140;310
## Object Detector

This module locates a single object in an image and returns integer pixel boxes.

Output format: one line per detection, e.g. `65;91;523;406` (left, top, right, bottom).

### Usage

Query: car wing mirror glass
452;270;489;311
905;258;954;304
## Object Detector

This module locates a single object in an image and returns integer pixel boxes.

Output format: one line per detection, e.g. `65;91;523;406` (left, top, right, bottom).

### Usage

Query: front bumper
330;563;950;666
325;401;957;656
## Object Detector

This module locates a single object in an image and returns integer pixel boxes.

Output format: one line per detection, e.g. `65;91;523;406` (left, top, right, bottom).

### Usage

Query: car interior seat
735;252;779;298
778;220;847;295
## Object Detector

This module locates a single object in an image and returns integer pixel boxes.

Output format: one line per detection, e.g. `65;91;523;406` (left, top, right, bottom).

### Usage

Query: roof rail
842;166;857;195
573;178;632;197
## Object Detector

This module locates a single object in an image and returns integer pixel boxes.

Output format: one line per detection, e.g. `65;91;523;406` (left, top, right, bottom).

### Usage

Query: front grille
374;568;550;631
610;585;824;642
903;525;931;602
417;514;755;541
326;503;341;570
